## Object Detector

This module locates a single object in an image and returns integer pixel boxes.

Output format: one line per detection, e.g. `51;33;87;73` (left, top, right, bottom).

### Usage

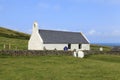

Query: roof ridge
39;29;81;34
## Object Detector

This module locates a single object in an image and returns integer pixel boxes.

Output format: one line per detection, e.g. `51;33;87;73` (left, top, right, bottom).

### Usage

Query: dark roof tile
39;29;89;44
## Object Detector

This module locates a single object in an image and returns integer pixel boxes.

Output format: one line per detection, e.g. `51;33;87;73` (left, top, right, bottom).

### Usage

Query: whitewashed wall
81;44;90;50
28;32;43;50
71;44;79;51
71;44;90;51
43;44;68;50
28;22;44;50
43;44;90;51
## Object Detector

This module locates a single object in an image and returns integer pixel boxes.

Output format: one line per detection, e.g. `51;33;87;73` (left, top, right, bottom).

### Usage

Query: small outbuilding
28;22;90;51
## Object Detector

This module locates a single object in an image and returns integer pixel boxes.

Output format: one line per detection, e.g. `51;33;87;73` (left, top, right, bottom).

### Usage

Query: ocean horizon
92;43;120;47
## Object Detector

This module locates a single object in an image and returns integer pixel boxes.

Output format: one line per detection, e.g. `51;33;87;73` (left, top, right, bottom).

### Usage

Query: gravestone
78;51;84;58
99;47;103;51
73;51;77;57
73;51;84;58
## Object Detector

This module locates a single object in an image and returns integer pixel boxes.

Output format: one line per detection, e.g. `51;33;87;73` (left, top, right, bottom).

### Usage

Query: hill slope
0;27;30;50
90;44;112;51
0;27;30;39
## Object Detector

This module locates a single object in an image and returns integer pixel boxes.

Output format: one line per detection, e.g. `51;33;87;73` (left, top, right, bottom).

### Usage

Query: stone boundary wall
84;51;120;55
0;50;73;56
0;50;120;57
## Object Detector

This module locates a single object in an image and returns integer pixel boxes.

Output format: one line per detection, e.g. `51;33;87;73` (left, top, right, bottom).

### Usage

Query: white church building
28;22;90;51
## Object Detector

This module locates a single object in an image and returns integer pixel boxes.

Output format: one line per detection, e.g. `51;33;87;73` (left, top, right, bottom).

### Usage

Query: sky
0;0;120;43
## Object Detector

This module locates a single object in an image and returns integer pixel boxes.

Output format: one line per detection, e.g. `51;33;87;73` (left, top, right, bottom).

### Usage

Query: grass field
90;44;112;51
0;36;28;50
0;54;120;80
0;27;29;50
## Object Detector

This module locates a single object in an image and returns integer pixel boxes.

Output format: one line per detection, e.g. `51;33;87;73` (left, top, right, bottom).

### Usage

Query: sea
93;43;120;47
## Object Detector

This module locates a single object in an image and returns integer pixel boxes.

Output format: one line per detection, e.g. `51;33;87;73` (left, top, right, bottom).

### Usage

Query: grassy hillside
0;27;30;39
90;44;112;51
0;54;120;80
0;27;30;50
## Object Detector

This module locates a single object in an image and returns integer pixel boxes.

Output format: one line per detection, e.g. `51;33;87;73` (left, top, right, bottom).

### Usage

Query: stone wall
84;51;120;55
0;50;120;57
0;50;73;56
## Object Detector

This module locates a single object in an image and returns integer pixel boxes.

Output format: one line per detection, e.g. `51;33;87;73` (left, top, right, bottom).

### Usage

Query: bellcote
33;21;39;33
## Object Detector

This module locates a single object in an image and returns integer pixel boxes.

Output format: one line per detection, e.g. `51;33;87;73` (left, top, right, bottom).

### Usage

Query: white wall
71;44;90;51
43;44;90;51
28;22;44;50
81;44;90;50
71;44;78;51
43;44;68;50
28;32;43;50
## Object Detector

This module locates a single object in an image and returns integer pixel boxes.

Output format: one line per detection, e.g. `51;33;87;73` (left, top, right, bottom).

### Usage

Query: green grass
0;27;30;39
0;27;29;50
0;36;28;50
90;44;112;51
0;54;120;80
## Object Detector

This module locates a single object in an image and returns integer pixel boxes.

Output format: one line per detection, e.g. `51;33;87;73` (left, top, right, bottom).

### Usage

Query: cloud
87;29;120;38
88;29;96;35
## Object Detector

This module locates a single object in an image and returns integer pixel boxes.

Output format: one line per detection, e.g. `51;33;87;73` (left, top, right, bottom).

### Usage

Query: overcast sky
0;0;120;43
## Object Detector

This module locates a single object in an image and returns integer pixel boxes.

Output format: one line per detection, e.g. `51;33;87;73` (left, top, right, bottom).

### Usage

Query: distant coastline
93;43;120;47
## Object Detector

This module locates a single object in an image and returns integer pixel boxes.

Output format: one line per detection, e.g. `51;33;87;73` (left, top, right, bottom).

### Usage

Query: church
28;22;90;51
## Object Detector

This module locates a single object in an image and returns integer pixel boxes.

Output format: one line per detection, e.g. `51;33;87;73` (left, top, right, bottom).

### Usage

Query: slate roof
39;29;89;44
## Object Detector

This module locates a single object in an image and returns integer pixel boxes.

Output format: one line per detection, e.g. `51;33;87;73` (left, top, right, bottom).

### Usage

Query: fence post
3;44;6;50
9;43;11;50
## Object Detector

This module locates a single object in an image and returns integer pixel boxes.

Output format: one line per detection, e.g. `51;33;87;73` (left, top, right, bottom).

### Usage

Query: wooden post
9;43;11;50
3;44;6;50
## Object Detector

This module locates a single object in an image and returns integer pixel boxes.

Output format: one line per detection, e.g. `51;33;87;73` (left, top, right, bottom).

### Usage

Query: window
68;44;71;49
79;44;81;49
